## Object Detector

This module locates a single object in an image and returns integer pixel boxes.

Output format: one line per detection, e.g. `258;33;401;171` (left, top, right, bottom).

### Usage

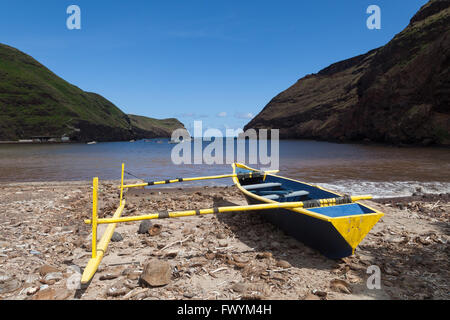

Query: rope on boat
302;195;353;208
124;169;147;182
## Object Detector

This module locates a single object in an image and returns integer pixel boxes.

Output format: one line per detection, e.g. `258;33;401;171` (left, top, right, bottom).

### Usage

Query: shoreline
0;139;170;145
0;141;74;145
1;137;449;148
0;179;449;201
0;182;448;300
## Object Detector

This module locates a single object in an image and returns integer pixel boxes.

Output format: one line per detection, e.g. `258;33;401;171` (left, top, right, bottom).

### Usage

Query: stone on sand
0;275;21;294
111;232;123;242
330;279;352;294
39;264;60;277
140;259;171;287
138;220;152;234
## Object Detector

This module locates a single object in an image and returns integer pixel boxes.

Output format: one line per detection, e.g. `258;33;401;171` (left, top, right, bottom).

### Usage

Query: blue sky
0;0;428;135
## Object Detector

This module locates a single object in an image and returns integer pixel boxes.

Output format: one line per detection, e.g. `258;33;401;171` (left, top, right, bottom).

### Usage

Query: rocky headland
245;0;450;146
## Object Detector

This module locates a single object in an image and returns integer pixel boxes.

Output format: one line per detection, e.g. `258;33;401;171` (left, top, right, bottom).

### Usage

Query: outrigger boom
85;195;372;225
121;170;280;189
81;163;379;284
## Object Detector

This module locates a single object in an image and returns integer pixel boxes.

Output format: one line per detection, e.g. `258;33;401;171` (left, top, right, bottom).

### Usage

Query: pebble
100;273;120;281
164;250;179;258
125;271;142;281
276;260;291;268
232;255;249;264
106;281;128;297
32;288;56;300
39;264;60;277
0;275;21;294
31;287;71;300
256;252;272;259
181;227;193;235
218;240;228;247
138;221;152;234
140;259;171;287
26;286;39;295
134;292;148;300
111;232;123;242
231;283;247;293
303;293;321;300
330;279;352;294
44;272;63;282
124;279;139;290
312;289;327;298
24;274;39;284
148;225;162;236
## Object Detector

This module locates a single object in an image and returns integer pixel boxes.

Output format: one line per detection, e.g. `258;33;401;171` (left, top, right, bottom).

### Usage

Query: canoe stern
331;211;383;254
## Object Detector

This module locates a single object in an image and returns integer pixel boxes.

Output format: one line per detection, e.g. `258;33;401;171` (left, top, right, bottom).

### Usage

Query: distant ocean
1;139;449;198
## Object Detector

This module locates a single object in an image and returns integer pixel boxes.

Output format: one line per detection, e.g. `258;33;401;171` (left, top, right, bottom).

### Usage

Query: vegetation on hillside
0;43;185;141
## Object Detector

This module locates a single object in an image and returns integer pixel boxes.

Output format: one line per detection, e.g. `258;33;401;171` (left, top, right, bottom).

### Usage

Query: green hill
0;43;185;142
128;114;186;139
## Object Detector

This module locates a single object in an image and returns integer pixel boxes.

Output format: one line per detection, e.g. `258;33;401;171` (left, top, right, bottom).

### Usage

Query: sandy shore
0;180;448;300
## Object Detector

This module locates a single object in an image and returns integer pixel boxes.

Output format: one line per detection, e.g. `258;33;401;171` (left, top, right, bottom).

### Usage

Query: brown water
0;139;449;198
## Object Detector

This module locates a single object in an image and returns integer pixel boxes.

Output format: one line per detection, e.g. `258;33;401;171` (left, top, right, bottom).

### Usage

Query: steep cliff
245;0;450;146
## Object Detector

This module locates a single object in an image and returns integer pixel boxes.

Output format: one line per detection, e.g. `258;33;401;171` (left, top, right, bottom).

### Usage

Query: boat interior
235;167;377;218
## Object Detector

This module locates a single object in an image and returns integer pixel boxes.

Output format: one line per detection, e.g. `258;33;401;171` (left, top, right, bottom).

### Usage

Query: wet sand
0;180;448;300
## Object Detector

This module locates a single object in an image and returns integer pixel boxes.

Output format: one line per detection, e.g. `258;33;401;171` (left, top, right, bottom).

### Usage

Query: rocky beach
0;180;448;300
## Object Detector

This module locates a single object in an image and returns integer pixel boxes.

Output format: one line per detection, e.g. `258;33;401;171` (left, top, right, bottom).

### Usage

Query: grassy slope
0;43;185;141
0;43;132;140
128;114;186;138
128;114;184;132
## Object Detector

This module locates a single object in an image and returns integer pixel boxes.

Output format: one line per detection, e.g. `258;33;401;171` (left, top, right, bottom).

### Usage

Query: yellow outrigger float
81;163;383;284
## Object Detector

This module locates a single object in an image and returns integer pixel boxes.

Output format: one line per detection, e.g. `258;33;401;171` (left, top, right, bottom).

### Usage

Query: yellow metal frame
81;173;126;284
85;195;372;225
81;162;383;284
121;171;280;189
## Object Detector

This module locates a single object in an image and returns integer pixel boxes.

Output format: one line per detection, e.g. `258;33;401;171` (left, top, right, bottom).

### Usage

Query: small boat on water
87;141;97;145
232;163;384;259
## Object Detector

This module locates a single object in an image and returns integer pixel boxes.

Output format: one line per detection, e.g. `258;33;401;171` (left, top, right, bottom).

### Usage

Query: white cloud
217;112;227;117
181;112;196;117
234;112;254;119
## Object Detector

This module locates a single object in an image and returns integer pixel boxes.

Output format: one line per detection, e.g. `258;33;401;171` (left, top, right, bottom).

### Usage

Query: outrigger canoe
81;163;384;284
232;163;384;259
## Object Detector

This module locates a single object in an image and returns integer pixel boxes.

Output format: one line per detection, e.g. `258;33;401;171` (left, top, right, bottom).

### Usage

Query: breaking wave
318;181;450;199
